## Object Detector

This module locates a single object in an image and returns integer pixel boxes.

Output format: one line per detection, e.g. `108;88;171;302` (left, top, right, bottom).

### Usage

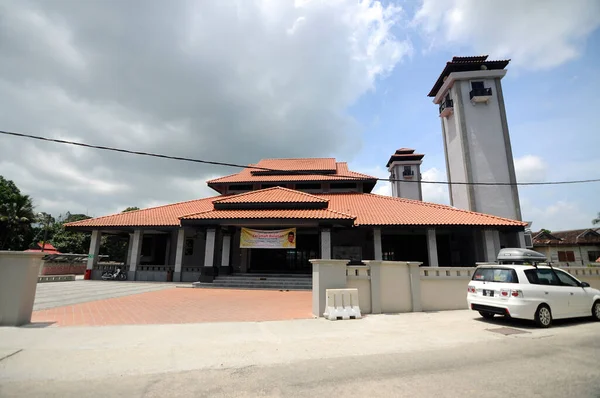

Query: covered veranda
81;223;524;283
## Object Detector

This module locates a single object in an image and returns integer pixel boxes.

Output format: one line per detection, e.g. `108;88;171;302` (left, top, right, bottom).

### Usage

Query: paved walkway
33;280;176;311
31;288;312;326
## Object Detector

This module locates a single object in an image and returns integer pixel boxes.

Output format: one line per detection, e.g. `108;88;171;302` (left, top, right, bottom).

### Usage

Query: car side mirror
580;282;590;288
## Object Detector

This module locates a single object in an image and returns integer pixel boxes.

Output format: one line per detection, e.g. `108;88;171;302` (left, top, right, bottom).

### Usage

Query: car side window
554;270;580;287
526;269;560;286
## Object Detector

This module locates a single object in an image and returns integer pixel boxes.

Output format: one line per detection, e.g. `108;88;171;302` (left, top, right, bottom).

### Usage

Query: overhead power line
1;129;599;187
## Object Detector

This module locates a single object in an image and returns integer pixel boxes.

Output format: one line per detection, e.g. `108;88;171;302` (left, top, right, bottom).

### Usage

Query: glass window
554;270;580;287
557;251;575;262
471;81;485;90
472;268;518;283
524;269;560;286
588;251;600;262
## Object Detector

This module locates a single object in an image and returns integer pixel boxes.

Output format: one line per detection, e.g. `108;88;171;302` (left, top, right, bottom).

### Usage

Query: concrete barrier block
324;288;362;320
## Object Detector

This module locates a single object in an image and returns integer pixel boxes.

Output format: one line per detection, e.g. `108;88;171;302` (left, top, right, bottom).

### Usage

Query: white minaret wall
389;161;422;201
436;69;522;221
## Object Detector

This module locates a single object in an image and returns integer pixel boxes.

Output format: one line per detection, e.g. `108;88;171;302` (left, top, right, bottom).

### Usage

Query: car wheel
592;300;600;321
535;304;552;328
479;311;494;319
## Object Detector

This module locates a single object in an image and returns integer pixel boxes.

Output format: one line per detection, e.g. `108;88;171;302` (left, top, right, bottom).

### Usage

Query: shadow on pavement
473;314;594;330
21;322;56;328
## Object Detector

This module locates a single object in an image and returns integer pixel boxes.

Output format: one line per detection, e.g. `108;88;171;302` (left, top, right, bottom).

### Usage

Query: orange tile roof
182;208;355;221
66;190;525;229
207;161;377;184
65;196;218;228
320;193;526;227
251;158;337;173
214;187;327;204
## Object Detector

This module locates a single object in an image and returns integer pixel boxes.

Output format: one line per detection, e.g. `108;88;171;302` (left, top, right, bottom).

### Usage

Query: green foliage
49;212;93;254
122;207;140;212
0;176;36;250
593;212;600;225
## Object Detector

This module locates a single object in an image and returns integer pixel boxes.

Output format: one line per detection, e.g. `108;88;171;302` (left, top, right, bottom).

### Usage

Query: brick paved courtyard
30;286;313;327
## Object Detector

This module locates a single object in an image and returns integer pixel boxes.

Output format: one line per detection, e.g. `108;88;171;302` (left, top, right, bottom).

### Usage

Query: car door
534;269;569;317
554;269;590;316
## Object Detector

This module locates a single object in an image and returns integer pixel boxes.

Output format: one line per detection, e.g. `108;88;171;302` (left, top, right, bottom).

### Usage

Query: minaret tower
386;148;424;201
429;55;522;220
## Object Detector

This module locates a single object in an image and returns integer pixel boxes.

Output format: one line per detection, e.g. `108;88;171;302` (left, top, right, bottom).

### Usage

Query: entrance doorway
249;234;318;274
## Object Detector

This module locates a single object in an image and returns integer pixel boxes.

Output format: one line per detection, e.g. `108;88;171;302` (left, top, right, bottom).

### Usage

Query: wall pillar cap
309;259;348;266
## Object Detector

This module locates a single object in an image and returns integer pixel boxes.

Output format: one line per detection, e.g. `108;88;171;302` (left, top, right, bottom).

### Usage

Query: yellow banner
240;228;296;249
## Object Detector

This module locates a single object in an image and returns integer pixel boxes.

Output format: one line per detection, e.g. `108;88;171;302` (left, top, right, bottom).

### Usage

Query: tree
0;176;36;250
593;212;600;225
49;212;93;254
122;207;140;212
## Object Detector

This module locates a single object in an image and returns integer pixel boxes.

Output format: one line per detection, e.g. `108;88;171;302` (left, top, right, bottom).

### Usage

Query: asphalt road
1;311;599;397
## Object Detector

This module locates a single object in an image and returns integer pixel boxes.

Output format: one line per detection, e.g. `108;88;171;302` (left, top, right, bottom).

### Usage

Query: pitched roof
207;161;377;185
319;193;525;227
65;196;217;228
66;190;525;229
181;208;355;221
213;187;327;205
250;158;337;174
533;228;600;246
37;242;58;251
428;55;510;97
386;148;425;167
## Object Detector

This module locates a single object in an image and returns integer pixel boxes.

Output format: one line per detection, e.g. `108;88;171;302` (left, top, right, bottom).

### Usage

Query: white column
128;229;143;280
484;229;500;262
221;234;231;267
174;228;185;282
126;233;134;265
518;231;526;248
427;229;439;267
320;228;331;260
86;230;102;271
204;228;216;267
373;228;382;261
164;236;171;265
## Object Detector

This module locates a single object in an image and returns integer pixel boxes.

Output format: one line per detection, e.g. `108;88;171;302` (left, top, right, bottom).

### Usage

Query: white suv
467;264;600;327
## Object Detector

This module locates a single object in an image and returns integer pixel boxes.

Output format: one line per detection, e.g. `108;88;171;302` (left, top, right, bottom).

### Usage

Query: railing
420;267;474;279
469;87;492;100
402;170;414;177
438;99;454;114
559;267;600;277
346;265;371;279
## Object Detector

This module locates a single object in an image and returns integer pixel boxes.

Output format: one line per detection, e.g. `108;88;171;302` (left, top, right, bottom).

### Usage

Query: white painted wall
535;245;600;266
389;162;421;200
442;90;469;208
459;78;518;220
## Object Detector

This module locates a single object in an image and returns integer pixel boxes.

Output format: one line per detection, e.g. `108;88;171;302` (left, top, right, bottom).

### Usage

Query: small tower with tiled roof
429;55;522;222
386;148;424;201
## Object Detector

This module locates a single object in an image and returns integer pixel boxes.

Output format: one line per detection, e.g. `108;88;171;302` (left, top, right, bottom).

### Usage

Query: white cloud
414;0;600;69
421;167;449;205
0;0;410;218
514;155;548;182
359;164;449;205
521;199;592;231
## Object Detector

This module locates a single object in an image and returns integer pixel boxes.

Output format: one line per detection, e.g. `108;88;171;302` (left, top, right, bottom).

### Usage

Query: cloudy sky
1;0;599;231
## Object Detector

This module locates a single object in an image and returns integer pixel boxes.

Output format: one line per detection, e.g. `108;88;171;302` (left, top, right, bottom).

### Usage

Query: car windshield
472;268;518;283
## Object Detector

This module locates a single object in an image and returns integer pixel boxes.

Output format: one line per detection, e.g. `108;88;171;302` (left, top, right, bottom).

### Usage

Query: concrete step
193;275;312;290
229;273;311;278
214;277;311;283
192;283;310;291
